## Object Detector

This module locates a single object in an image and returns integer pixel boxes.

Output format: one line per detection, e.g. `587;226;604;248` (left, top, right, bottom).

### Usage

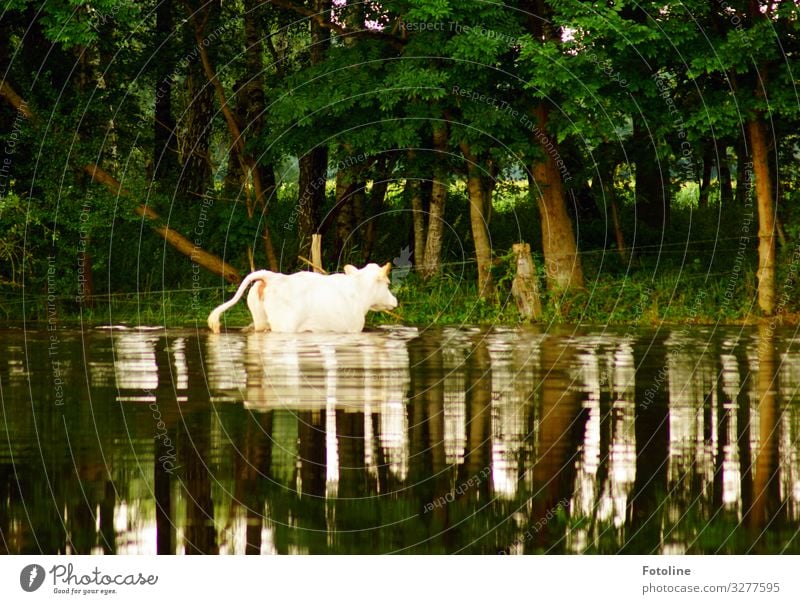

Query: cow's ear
344;264;358;275
381;262;392;278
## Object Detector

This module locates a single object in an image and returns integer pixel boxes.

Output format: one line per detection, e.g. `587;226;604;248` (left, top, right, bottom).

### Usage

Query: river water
1;324;798;554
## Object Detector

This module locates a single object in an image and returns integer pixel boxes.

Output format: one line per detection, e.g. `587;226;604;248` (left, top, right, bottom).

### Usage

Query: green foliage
1;0;799;329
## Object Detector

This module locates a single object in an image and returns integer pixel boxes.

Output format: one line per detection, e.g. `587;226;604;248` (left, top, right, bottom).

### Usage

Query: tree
518;0;586;291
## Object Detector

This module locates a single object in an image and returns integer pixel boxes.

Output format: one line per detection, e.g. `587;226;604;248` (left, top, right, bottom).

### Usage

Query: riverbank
3;265;798;329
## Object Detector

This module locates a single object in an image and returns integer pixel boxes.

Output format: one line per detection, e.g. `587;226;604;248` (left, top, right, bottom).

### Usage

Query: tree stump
511;242;542;321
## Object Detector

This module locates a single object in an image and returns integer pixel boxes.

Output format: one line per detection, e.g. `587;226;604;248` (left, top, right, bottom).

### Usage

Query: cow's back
263;272;366;332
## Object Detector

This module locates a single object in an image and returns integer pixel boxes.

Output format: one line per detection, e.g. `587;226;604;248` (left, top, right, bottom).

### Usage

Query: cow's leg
246;279;270;332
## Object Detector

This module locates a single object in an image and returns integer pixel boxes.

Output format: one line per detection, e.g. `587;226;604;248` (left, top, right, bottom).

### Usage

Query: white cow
207;262;398;333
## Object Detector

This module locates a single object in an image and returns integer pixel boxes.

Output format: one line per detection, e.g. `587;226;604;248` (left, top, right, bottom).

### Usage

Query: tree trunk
223;80;247;194
602;166;628;262
484;166;497;225
73;39;98;308
295;0;331;263
180;60;214;198
634;120;669;228
735;137;751;206
311;234;323;273
461;142;495;301
363;156;392;262
698;143;713;208
716;140;734;205
153;1;178;181
242;0;279;267
297;147;328;259
748;116;776;315
0;82;33;120
420;123;448;280
407;178;426;269
569;182;601;222
336;168;365;256
243;0;276;203
531;105;584;291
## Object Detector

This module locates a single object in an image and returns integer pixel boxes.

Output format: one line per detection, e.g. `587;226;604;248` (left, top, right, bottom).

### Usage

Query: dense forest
0;0;798;325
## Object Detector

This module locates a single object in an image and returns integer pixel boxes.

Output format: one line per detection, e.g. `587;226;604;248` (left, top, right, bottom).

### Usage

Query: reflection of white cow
207;263;398;334
238;330;413;409
204;329;416;484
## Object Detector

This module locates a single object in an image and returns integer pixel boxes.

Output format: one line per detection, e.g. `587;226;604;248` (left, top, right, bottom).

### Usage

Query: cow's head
344;262;398;312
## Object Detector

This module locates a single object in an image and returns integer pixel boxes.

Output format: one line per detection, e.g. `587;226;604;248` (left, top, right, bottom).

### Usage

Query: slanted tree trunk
188;2;279;270
748;116;776;315
531;105;584;291
460;142;495;301
84;165;240;282
420;123;448;280
0;77;240;284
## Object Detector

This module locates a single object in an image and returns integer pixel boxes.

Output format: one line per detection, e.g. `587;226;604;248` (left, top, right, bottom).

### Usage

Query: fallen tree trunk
0;81;33;120
190;11;279;271
83;165;241;283
0;80;240;284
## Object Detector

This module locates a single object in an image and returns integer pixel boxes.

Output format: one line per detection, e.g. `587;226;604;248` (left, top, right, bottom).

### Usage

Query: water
1;324;798;554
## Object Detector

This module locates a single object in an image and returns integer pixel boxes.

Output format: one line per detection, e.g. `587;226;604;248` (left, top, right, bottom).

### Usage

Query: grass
3;179;799;329
4;256;796;330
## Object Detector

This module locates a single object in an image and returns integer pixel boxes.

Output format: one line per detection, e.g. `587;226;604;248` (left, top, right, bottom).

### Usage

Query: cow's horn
381;262;392;277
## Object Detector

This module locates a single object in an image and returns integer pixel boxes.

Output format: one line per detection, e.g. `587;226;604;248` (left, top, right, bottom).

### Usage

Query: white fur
207;263;397;333
207;270;274;333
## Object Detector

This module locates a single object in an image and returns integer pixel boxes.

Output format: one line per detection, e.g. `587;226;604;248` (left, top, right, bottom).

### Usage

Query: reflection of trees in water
0;327;798;553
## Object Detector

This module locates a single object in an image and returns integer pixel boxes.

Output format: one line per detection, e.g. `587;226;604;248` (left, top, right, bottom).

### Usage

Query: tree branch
81;165;241;283
186;7;280;271
0;80;240;283
0;81;34;120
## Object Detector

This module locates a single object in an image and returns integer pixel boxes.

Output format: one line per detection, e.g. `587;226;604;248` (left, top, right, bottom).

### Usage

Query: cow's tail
207;270;272;333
